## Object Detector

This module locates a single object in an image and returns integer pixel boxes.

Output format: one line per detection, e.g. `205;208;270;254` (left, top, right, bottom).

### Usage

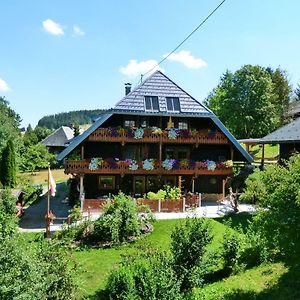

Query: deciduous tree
205;65;282;138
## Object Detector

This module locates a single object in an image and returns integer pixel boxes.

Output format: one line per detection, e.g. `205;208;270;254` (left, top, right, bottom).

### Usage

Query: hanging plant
224;160;233;168
108;127;118;137
134;128;144;139
168;128;178;139
151;127;163;135
162;159;175;170
126;128;135;138
189;160;196;169
179;129;192;138
105;158;118;169
143;159;155;170
88;157;103;170
127;159;138;170
180;159;189;168
206;160;217;171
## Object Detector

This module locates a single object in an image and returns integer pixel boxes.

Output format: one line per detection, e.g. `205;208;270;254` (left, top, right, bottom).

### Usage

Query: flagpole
45;163;51;238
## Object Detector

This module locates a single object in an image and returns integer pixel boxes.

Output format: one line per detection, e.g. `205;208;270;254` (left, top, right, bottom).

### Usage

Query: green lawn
21;214;299;299
18;169;69;185
74;216;246;298
244;144;279;161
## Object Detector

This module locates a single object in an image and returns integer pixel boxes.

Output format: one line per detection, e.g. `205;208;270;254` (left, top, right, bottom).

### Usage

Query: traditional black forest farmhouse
58;71;252;210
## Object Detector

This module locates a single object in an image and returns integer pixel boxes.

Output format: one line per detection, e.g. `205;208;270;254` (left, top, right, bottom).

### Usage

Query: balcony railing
65;159;233;176
87;128;229;144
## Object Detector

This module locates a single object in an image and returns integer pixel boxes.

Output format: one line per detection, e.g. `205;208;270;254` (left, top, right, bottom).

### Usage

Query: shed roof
260;118;300;144
41;126;74;147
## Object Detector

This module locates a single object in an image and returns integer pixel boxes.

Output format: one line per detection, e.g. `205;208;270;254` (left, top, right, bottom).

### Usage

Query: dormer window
145;96;159;112
166;97;180;112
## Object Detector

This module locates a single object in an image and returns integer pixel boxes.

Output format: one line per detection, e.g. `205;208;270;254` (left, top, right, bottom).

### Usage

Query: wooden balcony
87;128;229;144
65;159;233;176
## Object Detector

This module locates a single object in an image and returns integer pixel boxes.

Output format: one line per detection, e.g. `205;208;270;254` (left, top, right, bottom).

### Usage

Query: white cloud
73;25;85;36
0;78;10;92
163;50;207;69
120;59;163;77
42;19;64;36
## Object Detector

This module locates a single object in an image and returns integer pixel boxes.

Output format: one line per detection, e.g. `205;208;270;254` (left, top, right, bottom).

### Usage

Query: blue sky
1;0;300;128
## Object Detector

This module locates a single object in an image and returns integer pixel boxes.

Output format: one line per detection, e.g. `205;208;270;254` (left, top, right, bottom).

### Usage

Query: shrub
170;218;213;291
61;192;154;246
0;190;17;240
241;154;300;259
222;229;241;275
106;252;182;300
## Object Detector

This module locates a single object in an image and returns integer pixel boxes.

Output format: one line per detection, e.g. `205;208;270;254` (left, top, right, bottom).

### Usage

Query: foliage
106;252;182;300
60;193;154;246
23;126;53;147
23;184;43;205
0;140;17;188
0;237;78;300
266;67;292;125
37;109;105;129
73;123;80;137
0;190;78;299
146;185;181;201
0;97;21;156
294;81;300;101
0;190;18;241
19;143;55;172
205;65;282;138
241;154;300;259
90;193;145;244
170;218;213;291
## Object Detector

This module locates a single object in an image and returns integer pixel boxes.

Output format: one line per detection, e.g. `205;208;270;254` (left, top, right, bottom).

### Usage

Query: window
166;97;180;112
178;121;188;130
145;96;159;111
99;176;115;189
124;120;135;127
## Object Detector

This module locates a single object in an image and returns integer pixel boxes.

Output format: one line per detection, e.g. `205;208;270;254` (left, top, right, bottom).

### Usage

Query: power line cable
139;0;226;82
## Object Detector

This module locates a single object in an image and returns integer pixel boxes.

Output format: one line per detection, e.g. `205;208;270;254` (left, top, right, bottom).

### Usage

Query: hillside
37;109;106;129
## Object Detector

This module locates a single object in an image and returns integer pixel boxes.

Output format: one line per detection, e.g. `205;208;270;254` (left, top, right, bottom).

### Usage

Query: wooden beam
261;144;265;167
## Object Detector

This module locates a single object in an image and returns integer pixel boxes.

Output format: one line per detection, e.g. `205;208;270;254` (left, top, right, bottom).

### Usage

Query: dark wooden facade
64;114;234;199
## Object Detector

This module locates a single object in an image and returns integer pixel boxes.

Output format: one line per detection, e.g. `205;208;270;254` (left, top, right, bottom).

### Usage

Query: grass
21;213;300;299
18;169;69;185
241;143;279;161
74;216;246;298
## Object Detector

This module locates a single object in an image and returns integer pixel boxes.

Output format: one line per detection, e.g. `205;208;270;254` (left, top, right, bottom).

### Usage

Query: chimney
125;83;132;95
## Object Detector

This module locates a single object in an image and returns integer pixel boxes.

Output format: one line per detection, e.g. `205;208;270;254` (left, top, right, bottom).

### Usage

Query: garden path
19;182;71;233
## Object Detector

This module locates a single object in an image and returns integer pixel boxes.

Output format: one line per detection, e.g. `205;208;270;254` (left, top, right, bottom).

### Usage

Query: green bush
0;190;17;240
59;192;154;246
106;252;182;300
241;154;300;259
170;218;213;291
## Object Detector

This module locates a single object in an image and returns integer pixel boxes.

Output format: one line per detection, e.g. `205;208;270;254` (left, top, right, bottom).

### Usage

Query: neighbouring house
260;117;300;161
57;71;252;210
41;126;74;154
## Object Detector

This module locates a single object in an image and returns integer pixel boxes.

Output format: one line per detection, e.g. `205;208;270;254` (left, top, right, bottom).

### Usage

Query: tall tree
294;82;300;102
266;67;292;124
205;65;279;139
0;97;21;155
0;140;16;188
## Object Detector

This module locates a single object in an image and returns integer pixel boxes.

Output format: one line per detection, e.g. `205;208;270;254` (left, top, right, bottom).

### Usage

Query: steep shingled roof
57;72;252;162
260;118;300;144
114;71;211;114
42;126;74;147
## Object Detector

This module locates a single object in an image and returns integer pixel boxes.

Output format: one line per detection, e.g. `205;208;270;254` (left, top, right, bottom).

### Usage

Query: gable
114;71;211;114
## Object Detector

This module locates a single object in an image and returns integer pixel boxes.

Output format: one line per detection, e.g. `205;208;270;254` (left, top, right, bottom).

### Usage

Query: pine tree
0;140;16;188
